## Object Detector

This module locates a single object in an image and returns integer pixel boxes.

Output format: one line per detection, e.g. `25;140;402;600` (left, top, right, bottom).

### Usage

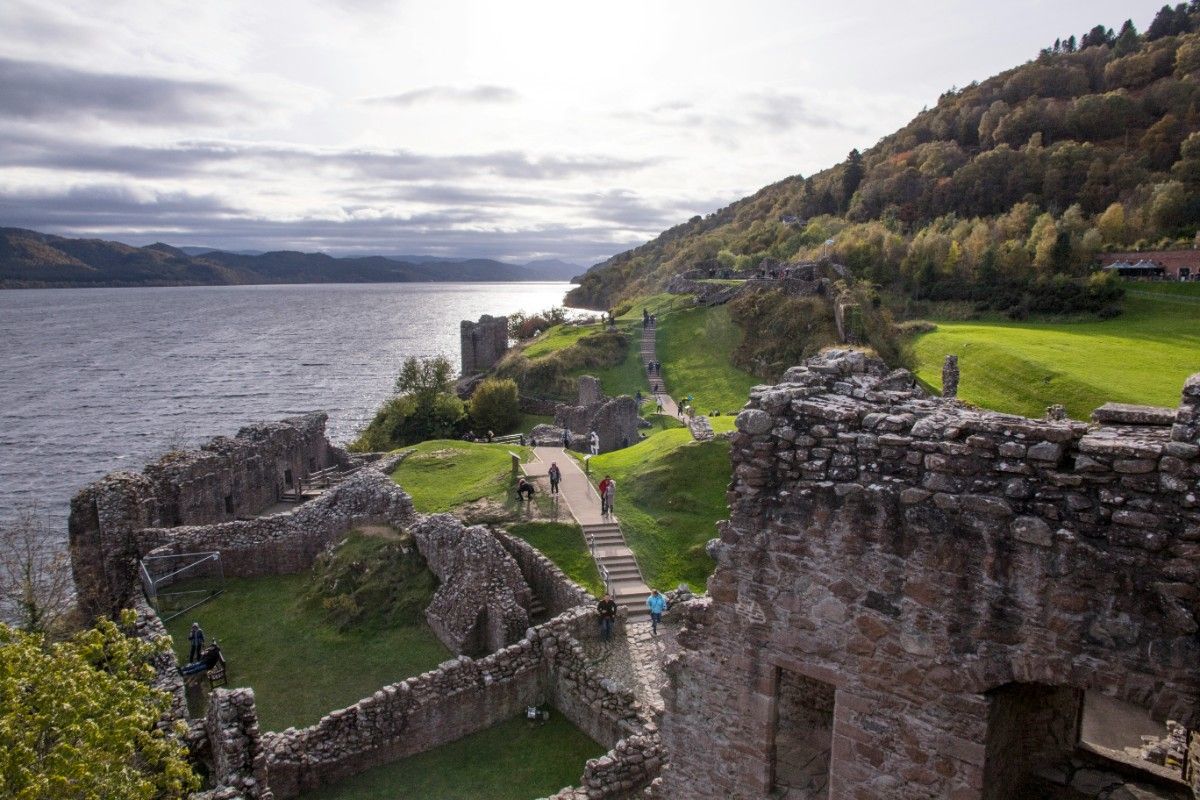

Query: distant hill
569;8;1200;314
0;228;583;288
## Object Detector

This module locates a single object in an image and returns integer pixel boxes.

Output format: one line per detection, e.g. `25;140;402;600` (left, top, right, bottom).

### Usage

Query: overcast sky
0;0;1171;265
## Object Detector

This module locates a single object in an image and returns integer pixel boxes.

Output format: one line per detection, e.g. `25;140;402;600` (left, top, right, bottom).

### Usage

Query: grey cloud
0;128;657;181
0;57;245;124
618;91;849;137
363;85;519;107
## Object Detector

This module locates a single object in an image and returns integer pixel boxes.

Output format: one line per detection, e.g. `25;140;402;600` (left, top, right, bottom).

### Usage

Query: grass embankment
521;323;599;359
588;428;727;592
913;282;1200;419
304;712;605;800
166;569;449;731
506;522;604;597
391;440;533;513
656;304;758;415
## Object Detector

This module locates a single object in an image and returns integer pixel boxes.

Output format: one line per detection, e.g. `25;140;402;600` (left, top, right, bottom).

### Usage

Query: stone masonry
553;376;640;453
660;350;1200;799
461;314;509;376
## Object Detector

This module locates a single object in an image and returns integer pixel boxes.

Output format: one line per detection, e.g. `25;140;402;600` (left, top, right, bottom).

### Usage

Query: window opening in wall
1079;691;1191;785
309;457;317;471
284;469;294;487
224;494;234;514
772;669;834;799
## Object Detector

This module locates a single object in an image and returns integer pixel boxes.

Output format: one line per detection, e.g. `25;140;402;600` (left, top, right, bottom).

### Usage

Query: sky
0;0;1172;266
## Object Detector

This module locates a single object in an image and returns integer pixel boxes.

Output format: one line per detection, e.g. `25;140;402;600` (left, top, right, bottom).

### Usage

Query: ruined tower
460;315;509;376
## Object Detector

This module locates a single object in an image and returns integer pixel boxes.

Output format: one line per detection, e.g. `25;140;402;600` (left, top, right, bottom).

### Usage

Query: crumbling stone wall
265;606;649;799
69;412;342;616
661;350;1200;799
495;529;596;616
554;376;640;453
461;314;509;376
204;688;272;800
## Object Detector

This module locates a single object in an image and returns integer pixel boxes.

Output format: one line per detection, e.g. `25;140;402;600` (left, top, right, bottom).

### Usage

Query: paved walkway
582;620;680;712
523;447;651;612
640;321;680;418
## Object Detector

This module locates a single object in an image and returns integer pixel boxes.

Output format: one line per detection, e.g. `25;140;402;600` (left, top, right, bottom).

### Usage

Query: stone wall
660;350;1200;799
69;412;342;616
461;314;509;376
554;377;640;454
205;688;272;799
265;606;649;799
494;529;596;616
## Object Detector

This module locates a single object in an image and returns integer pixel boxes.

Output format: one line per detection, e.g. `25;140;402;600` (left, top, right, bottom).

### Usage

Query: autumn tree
0;612;199;799
0;508;73;635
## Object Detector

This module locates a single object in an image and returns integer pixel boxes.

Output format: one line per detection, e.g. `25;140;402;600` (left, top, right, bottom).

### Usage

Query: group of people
181;622;223;676
598;474;616;516
641;309;657;329
596;588;670;641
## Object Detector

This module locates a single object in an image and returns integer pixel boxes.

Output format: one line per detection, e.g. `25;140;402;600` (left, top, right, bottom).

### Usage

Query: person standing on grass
589;430;600;456
188;622;205;662
548;462;561;495
597;594;617;642
602;475;616;517
647;589;667;635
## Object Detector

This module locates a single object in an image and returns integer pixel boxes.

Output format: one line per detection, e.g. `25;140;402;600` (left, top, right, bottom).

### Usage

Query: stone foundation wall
265;607;647;799
495;529;595;616
69;413;343;616
660;350;1200;799
206;688;271;799
554;378;640;454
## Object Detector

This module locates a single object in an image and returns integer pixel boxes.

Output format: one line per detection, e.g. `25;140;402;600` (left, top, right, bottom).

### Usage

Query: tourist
486;430;494;443
562;429;571;449
635;390;642;405
181;642;223;676
656;397;663;412
601;474;616;516
188;622;205;662
548;462;561;494
647;589;667;635
516;477;535;502
589;430;600;456
597;593;617;642
598;474;613;516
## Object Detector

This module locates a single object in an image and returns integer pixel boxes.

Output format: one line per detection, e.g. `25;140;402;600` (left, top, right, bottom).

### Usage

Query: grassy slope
913;283;1200;419
166;573;450;731
506;522;604;597
304;713;605;800
392;440;533;513
588;429;726;592
521;323;598;359
656;304;759;415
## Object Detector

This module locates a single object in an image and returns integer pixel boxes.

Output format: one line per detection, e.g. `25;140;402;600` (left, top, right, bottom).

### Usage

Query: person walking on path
597;594;617;642
601;475;616;517
562;429;571;449
647;589;667;635
548;462;561;495
598;475;614;516
589;430;600;456
188;622;205;662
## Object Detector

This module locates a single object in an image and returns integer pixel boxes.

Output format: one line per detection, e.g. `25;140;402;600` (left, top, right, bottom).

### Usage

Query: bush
349;392;465;451
469;378;521;435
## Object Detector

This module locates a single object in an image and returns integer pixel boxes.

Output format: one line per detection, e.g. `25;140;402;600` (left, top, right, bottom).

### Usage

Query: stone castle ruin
68;414;661;799
660;350;1200;799
461;314;510;376
529;375;640;454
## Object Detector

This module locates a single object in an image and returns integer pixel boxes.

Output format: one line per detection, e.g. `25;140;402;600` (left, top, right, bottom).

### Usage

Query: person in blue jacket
646;589;668;635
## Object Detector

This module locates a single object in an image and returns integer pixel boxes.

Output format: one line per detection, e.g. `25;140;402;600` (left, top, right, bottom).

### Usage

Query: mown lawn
304;712;605;800
656;304;759;416
521;323;602;359
506;522;604;597
391;440;534;513
913;282;1200;419
587;428;726;592
165;572;450;731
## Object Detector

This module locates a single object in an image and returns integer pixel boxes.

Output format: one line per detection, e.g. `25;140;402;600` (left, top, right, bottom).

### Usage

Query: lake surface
0;282;573;541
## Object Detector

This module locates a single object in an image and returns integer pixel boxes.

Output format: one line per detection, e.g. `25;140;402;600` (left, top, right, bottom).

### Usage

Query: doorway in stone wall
772;669;835;799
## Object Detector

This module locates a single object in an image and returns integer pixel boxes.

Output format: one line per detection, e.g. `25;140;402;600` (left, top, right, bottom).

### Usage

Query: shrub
349;392;466;451
469;378;521;435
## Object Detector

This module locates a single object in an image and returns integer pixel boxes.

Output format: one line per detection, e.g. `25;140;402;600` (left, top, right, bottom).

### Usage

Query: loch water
0;282;574;540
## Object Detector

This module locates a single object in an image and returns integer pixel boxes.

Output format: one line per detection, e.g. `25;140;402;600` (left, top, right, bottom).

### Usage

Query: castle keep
660;351;1200;799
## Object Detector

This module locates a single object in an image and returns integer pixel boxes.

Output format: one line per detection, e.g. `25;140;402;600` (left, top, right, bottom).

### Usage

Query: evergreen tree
1114;19;1140;55
841;149;865;212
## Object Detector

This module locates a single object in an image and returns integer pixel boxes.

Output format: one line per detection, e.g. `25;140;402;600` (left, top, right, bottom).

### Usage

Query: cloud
363;85;519;107
0;57;246;124
617;90;852;140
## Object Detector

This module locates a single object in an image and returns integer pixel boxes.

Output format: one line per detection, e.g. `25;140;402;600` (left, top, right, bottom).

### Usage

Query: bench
207;650;228;689
491;433;525;445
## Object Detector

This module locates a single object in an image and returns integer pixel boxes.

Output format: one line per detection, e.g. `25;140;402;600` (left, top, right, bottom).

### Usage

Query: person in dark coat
597;594;618;642
548;462;562;494
188;622;205;662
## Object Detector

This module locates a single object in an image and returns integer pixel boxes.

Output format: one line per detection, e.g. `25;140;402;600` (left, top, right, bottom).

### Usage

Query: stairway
582;519;652;613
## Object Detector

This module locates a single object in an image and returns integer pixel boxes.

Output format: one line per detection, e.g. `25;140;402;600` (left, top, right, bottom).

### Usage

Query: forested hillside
569;5;1200;314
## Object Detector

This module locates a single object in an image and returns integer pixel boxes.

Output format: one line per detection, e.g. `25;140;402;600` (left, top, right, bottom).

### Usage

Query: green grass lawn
304;712;605;800
587;429;726;591
913;283;1200;419
517;412;553;433
165;573;450;731
565;324;646;399
392;440;534;513
521;323;601;359
656;305;759;415
506;522;604;597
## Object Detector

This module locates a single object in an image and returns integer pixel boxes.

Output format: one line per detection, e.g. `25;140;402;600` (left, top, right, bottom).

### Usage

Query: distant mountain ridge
0;228;583;288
